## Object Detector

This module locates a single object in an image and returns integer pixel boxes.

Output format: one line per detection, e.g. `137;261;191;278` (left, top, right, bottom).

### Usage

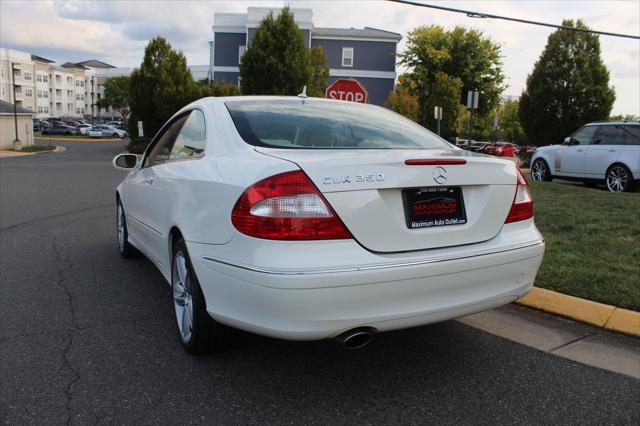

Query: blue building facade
209;8;401;106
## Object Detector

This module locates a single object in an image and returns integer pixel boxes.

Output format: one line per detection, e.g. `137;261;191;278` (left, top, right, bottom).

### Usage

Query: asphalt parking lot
1;140;638;424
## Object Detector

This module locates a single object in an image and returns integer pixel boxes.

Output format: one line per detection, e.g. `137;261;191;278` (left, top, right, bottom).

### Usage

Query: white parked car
531;121;639;192
75;124;92;135
88;127;104;138
112;97;545;354
92;125;128;138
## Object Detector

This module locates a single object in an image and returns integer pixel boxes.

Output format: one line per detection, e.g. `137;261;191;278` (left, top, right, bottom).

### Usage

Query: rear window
225;100;450;149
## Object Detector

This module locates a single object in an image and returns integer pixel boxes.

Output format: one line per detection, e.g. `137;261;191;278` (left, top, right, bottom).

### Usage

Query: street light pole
91;75;95;126
11;63;21;150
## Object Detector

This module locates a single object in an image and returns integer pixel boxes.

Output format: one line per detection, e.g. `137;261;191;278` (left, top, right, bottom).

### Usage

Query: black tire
606;164;635;193
116;199;137;258
531;159;552;182
171;238;230;354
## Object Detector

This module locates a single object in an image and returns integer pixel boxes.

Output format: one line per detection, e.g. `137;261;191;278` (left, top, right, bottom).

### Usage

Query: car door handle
576;148;584;152
144;177;154;185
608;148;617;152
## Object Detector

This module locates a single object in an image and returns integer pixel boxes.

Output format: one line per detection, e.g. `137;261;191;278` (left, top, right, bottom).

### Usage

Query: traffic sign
325;79;368;103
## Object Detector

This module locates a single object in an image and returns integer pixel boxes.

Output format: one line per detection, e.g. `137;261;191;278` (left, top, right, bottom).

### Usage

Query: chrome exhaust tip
335;328;374;349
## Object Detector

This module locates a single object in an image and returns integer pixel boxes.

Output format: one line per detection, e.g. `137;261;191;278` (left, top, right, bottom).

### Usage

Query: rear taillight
231;170;352;240
505;168;534;223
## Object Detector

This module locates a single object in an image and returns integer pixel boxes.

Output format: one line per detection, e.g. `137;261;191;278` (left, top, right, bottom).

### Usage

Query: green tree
384;75;419;121
398;25;505;129
423;72;463;135
129;37;198;138
498;99;525;143
609;114;639;122
239;7;310;95
96;76;130;121
196;79;241;97
519;20;615;145
307;46;329;97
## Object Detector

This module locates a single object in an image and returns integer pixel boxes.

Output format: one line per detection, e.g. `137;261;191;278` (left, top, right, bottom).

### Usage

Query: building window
44;107;49;113
13;69;21;78
81;94;84;101
37;90;42;98
342;47;354;67
25;88;33;97
239;45;246;64
44;75;48;82
38;106;43;113
25;105;33;111
24;71;32;81
44;91;49;98
37;74;42;82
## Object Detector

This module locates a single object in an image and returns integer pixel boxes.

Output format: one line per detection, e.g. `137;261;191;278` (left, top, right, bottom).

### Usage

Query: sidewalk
459;303;640;379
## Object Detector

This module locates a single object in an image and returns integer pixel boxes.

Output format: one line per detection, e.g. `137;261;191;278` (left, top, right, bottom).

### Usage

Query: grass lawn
19;145;56;152
529;182;640;311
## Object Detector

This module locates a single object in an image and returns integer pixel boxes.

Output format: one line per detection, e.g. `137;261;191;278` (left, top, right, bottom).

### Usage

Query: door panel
585;125;624;178
557;125;596;176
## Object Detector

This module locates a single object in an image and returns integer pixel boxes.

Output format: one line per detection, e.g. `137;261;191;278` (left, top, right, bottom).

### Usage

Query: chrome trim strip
202;240;544;276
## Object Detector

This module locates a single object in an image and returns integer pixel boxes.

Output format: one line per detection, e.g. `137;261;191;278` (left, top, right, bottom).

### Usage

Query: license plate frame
402;186;467;229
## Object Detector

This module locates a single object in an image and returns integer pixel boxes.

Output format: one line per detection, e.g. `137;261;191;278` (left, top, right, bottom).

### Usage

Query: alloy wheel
606;166;628;192
117;204;125;251
172;251;194;343
531;160;546;182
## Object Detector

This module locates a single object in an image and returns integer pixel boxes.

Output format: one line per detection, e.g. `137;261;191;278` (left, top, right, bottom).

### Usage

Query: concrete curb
517;287;640;337
35;136;123;142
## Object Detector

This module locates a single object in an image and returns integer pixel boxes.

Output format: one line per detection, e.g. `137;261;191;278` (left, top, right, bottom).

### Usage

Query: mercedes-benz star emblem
432;167;448;184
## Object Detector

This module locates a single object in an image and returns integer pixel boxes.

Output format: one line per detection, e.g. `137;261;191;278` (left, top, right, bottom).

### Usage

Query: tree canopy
239;7;311;95
129;37;198;138
307;46;330;97
96;76;130;121
397;25;505;133
519;19;615;145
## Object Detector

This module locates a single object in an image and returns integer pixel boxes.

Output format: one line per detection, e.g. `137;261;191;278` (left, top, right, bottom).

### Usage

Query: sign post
466;90;479;138
325;79;368;103
137;121;144;138
434;106;443;136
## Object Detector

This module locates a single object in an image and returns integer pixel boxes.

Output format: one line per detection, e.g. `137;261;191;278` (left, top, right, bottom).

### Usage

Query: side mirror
562;137;571;145
112;153;139;170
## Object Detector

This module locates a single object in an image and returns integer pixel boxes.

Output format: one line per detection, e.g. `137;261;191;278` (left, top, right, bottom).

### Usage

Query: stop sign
325;79;368;103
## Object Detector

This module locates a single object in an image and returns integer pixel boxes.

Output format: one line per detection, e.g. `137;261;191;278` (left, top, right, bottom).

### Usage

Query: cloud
1;0;638;114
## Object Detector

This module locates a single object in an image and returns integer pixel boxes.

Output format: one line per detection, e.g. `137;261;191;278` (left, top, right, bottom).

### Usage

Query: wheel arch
169;226;184;260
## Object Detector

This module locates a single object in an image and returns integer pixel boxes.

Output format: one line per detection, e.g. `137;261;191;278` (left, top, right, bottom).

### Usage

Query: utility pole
11;63;21;150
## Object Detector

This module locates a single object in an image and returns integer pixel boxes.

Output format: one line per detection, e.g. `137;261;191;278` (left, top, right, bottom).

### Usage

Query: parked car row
37;119;128;138
454;139;535;158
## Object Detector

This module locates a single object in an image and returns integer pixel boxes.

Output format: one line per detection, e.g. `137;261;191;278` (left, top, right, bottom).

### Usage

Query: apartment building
209;7;401;105
0;47;118;119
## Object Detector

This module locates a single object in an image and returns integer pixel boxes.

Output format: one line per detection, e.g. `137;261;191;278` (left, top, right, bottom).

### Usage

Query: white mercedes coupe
113;96;545;353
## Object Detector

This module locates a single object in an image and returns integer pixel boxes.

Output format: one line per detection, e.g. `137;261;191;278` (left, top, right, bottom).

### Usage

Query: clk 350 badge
323;173;385;185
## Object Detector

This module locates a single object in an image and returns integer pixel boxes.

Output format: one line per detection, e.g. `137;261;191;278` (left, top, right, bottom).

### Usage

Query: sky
1;0;638;115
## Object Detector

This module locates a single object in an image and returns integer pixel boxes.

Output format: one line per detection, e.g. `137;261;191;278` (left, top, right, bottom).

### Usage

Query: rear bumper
188;221;545;340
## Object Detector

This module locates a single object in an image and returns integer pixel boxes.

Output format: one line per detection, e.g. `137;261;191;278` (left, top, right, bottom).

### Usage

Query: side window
169;110;207;160
144;115;189;167
622;125;640;145
592;126;622;145
571;126;596;145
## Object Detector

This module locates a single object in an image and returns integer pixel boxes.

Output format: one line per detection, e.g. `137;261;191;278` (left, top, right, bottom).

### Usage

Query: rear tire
531;159;552;182
171;238;230;354
606;164;635;192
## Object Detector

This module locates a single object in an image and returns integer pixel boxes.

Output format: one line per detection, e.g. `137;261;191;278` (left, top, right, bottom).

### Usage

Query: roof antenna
298;85;308;99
